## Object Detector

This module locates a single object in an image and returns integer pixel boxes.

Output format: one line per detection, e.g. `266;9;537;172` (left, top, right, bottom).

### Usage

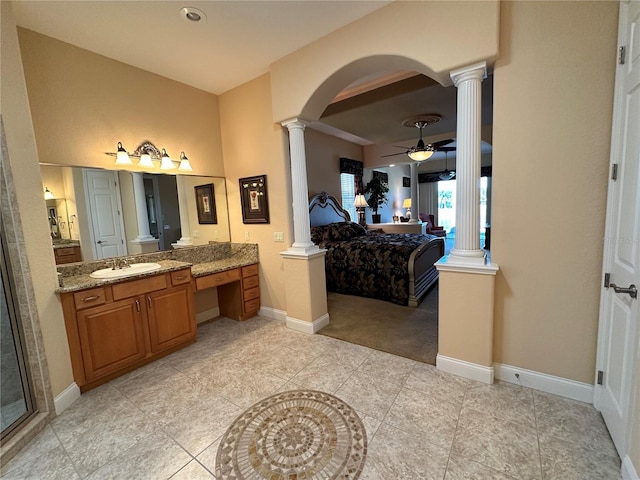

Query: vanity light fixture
105;141;193;172
44;187;54;200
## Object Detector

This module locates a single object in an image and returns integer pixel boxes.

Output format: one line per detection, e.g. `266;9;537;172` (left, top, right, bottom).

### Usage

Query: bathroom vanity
56;243;259;392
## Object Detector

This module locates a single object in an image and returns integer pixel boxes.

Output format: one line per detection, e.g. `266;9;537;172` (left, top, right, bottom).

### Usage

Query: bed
309;192;445;307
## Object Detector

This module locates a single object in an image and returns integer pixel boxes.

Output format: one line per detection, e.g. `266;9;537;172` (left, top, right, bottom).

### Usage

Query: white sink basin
90;262;162;279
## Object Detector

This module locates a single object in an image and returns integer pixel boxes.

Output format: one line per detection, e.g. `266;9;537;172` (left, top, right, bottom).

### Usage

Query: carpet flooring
319;287;439;365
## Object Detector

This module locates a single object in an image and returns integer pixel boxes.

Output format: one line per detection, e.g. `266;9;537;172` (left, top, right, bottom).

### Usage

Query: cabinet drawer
243;286;260;301
242;264;258;278
73;287;106;310
242;275;259;290
244;298;260;314
56;247;77;257
171;269;191;286
112;274;167;300
195;268;240;290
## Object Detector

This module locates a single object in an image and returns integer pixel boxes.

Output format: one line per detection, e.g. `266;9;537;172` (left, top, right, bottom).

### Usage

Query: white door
595;0;640;458
83;169;126;259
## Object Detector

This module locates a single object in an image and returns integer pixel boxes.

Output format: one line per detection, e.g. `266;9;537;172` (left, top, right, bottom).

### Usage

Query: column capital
450;61;487;87
281;117;310;130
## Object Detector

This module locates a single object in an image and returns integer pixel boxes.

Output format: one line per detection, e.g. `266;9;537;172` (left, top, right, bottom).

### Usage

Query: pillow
310;222;367;243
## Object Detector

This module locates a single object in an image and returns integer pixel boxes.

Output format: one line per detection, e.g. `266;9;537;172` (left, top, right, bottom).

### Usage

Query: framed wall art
194;183;217;224
239;175;270;224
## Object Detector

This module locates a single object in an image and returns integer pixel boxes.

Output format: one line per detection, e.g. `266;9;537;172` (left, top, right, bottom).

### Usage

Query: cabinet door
76;296;147;381
147;285;196;353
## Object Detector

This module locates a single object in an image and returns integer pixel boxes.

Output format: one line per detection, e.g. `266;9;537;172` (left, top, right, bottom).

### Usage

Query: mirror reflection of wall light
44;187;54;199
106;140;193;172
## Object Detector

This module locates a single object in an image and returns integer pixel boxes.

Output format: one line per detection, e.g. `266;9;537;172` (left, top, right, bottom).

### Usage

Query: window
340;173;357;222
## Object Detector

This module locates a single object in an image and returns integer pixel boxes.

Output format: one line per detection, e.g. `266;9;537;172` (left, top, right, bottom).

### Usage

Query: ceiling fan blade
431;139;455;148
435;146;456;152
391;145;411;149
381;152;408;158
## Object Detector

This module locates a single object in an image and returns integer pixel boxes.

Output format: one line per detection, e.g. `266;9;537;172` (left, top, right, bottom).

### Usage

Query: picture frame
239;175;270;224
403;176;410;188
194;183;217;224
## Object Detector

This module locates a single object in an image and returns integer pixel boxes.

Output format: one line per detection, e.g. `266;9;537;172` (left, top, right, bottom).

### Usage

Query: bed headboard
309;192;351;227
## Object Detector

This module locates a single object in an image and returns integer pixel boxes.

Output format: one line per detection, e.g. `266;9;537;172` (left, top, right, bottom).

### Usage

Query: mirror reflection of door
83;169;127;259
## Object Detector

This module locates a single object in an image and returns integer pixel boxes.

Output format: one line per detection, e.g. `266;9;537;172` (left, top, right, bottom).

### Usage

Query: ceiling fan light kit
382;114;455;162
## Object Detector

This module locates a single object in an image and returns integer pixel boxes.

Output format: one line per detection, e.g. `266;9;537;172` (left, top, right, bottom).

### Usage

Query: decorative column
448;62;487;265
280;117;328;335
281;118;318;255
172;175;193;248
131;172;154;242
409;162;419;222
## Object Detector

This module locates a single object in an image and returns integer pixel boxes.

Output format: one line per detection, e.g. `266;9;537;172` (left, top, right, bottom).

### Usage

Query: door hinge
611;164;618;181
604;273;611;288
597;370;604;386
619;46;626;65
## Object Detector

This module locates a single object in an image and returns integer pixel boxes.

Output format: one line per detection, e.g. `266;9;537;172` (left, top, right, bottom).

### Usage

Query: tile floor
0;315;621;479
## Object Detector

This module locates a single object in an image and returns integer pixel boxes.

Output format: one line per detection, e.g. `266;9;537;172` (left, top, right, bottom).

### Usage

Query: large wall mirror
40;164;231;262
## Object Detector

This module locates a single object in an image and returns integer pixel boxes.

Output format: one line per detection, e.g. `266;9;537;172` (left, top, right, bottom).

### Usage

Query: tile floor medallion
215;390;367;479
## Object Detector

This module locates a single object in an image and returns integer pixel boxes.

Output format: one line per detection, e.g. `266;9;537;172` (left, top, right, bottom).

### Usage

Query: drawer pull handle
135;300;140;312
81;295;100;303
147;296;152;309
175;275;187;280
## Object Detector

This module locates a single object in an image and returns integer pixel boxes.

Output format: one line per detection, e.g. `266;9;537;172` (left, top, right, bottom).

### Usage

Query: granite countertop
55;243;259;294
52;239;81;249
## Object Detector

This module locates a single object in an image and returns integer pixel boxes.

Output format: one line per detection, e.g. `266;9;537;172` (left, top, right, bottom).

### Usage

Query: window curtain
420;181;439;223
340;157;363;194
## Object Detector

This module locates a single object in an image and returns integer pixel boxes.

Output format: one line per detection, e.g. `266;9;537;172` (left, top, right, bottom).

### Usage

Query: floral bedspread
311;222;436;305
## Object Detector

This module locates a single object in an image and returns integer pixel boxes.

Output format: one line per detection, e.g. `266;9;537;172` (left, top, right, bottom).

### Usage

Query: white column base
448;249;487;266
437;354;494;384
172;238;193;249
131;236;157;244
280;245;325;259
436;256;499;274
286;313;330;334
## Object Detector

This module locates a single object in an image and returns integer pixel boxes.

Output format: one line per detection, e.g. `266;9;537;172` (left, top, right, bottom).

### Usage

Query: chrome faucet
111;258;132;270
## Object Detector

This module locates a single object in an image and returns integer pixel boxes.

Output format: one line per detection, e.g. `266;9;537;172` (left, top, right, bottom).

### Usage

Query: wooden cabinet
61;268;195;391
217;263;260;321
54;245;82;265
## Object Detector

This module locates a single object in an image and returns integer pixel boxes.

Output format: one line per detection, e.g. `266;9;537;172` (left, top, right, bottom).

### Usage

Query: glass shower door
0;230;35;441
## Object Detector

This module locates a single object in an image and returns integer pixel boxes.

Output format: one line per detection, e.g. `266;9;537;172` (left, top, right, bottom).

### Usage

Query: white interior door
83;169;126;259
595;0;640;458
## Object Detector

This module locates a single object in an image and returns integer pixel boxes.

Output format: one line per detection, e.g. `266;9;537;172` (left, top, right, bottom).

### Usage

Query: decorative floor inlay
216;390;367;479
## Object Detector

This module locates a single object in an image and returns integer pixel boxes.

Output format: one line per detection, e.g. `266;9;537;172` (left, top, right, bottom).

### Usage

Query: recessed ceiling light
180;7;206;23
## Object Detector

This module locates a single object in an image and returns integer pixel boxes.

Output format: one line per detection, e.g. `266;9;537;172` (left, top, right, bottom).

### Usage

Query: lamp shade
354;194;368;208
402;198;411;209
115;142;133;165
44;187;54;200
138;153;154;168
178;152;193;172
408;150;433;162
160;149;175;170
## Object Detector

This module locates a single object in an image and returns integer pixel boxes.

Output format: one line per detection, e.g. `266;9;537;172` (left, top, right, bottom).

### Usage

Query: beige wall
1;4;74;396
219;74;292;312
270;1;500;122
17;28;223;177
305;128;363;201
492;1;618;383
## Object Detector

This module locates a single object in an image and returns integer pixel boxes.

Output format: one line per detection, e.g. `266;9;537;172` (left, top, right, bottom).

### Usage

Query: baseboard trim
494;363;594;403
286;313;330;334
436;354;494;384
54;382;80;414
259;306;287;322
622;456;638;480
195;307;220;324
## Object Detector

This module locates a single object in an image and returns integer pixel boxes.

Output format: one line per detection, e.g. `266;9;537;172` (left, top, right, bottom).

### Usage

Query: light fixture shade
44;187;54;200
402;198;411;209
160;148;175;170
408;150;433;162
354;194;368;208
115;142;133;165
138;153;154;168
178;152;193;172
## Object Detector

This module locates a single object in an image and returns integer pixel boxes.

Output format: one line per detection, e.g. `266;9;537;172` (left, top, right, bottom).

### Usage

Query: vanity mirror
40;164;231;262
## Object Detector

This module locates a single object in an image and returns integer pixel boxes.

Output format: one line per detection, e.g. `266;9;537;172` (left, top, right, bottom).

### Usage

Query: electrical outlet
214;230;219;240
274;232;284;242
192;230;199;238
245;231;250;241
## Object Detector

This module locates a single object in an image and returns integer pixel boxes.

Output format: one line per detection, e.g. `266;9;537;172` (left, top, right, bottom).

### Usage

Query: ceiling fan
382;119;455;161
439;151;456;180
